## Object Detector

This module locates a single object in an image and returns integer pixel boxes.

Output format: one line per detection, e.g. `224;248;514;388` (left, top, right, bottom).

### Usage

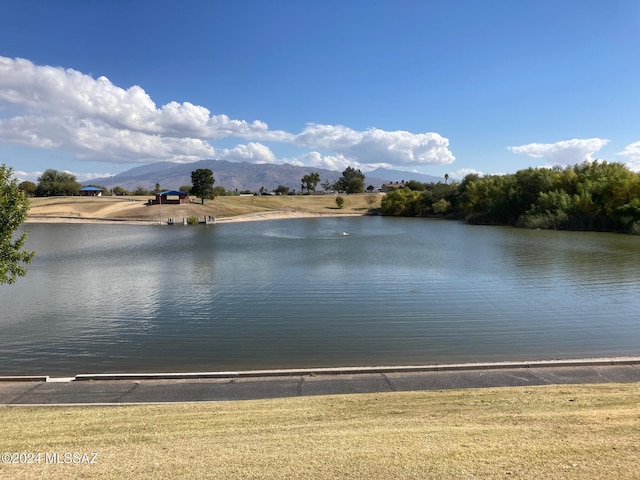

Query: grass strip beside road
1;383;639;479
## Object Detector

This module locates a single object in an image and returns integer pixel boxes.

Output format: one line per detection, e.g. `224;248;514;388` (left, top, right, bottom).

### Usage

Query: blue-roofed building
79;186;103;196
151;190;190;205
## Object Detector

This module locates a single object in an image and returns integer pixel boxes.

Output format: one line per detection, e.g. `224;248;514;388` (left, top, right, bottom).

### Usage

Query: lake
2;216;639;376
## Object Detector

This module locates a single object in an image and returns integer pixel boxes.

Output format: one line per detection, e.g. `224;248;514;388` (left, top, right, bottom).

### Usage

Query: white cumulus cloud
0;56;285;163
448;168;483;180
217;142;277;164
296;124;455;167
12;170;42;182
0;57;285;141
507;138;610;165
616;141;640;172
0;115;215;163
0;56;455;172
294;152;357;172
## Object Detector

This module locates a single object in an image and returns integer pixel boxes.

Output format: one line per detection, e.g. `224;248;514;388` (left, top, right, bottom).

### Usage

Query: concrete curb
0;376;49;382
2;357;637;383
2;357;639;383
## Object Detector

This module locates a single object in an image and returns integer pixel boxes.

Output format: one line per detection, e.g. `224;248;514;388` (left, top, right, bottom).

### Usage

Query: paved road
2;360;639;405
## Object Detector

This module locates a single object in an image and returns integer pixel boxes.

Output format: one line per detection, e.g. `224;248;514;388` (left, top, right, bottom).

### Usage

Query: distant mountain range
90;160;444;192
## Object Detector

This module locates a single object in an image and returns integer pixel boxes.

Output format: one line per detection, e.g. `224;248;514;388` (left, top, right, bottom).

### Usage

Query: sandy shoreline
25;210;366;225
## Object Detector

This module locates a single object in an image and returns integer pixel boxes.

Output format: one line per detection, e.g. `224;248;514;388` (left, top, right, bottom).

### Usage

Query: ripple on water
2;219;640;375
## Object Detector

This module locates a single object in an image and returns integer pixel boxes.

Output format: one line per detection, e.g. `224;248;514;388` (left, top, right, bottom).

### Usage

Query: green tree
518;189;571;229
0;165;35;284
335;167;365;193
432;198;451;215
112;186;129;196
179;185;192;195
406;180;427;191
509;167;558;215
373;161;640;233
18;181;36;197
212;186;227;197
275;185;289;195
380;188;421;216
460;174;517;224
190;168;216;204
301;172;320;193
35;169;81;196
335;195;345;209
346;177;365;194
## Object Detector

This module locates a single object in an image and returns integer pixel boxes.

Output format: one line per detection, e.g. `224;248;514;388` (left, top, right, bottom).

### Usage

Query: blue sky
1;0;639;183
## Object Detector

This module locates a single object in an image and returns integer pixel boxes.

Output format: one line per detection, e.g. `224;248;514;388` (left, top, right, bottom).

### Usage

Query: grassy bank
27;194;379;222
1;383;639;479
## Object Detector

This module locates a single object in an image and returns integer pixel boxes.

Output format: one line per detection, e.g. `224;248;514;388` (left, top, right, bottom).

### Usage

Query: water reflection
1;219;639;375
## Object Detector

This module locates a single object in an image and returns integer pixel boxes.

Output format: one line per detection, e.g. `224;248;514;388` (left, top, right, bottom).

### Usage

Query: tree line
301;167;375;194
19;166;375;199
380;160;640;234
16;168;225;199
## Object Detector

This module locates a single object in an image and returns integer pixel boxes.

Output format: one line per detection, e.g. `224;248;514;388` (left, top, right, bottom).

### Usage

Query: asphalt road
1;359;639;405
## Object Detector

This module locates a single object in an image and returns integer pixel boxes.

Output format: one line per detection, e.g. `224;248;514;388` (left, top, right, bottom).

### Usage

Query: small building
380;182;407;193
151;190;190;205
80;186;103;197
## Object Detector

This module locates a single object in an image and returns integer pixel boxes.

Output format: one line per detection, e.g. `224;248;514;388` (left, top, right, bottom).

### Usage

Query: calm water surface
2;217;639;375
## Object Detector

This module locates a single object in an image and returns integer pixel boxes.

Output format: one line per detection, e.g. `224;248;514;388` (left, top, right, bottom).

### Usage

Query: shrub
432;198;451;215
